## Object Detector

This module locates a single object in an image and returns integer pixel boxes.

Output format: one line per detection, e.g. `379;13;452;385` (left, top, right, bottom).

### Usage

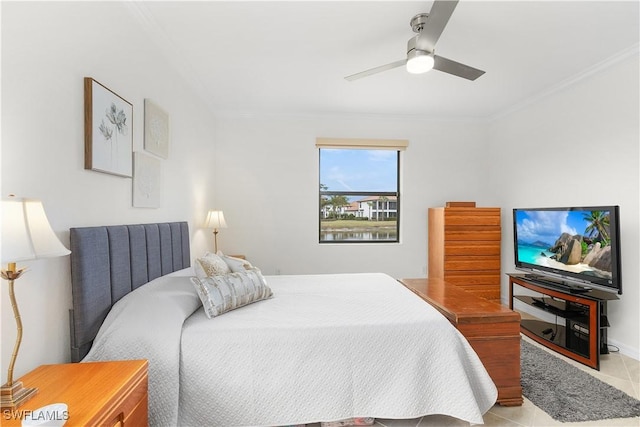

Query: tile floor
374;336;640;427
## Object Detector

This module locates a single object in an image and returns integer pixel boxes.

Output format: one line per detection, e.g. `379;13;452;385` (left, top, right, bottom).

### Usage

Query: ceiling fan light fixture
344;1;485;82
406;50;434;74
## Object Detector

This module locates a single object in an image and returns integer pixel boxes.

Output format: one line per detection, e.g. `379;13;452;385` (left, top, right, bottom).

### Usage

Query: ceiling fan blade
417;0;459;52
345;59;407;81
433;55;485;81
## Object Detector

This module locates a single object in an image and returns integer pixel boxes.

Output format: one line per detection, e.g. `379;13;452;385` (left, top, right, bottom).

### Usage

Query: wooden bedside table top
1;360;147;426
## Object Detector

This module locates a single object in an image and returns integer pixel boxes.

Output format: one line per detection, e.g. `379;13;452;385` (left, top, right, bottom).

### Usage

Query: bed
69;221;497;427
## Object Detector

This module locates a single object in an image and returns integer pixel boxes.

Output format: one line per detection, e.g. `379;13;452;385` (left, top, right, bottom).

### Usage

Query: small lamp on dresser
1;197;71;409
204;210;227;253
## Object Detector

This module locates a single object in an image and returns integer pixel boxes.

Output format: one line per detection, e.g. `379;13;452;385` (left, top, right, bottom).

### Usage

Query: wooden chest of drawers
428;202;502;302
1;360;148;426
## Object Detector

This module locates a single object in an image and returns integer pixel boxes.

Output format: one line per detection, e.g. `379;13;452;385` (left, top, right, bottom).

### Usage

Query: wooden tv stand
400;278;523;406
509;274;618;370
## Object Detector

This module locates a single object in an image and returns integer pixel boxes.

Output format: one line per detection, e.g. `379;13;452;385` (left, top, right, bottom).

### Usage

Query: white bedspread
85;272;497;426
83;270;201;426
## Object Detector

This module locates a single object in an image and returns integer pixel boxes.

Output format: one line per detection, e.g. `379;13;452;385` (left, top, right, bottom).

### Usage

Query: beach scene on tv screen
515;209;613;280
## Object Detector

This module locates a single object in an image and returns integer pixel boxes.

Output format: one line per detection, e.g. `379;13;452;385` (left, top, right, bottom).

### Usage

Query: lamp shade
1;198;71;264
204;210;227;230
406;50;434;74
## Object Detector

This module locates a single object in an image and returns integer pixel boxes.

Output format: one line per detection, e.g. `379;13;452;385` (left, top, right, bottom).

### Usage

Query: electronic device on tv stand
513;205;622;295
525;275;592;294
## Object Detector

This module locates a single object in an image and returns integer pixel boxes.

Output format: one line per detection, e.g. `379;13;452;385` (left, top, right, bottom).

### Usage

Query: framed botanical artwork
144;99;169;159
84;77;133;177
133;151;161;208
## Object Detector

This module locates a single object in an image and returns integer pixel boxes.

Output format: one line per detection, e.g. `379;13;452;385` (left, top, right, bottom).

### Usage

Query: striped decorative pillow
191;268;273;318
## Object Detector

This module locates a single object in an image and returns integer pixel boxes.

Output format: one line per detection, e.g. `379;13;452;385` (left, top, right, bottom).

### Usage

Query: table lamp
204;210;227;253
1;197;71;409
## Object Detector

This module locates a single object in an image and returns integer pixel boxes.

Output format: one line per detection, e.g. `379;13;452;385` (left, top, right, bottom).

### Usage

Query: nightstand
1;360;148;426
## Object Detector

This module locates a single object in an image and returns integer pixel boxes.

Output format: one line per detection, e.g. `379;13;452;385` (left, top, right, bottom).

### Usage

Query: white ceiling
129;1;640;120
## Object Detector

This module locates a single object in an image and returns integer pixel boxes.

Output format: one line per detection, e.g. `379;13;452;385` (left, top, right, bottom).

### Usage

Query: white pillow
222;254;253;273
191;268;273;318
194;252;231;278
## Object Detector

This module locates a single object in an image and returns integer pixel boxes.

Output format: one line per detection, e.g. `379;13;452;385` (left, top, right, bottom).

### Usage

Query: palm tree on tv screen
583;210;610;244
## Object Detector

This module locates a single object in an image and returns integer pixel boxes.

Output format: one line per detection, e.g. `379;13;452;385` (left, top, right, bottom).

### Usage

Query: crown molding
489;42;640;122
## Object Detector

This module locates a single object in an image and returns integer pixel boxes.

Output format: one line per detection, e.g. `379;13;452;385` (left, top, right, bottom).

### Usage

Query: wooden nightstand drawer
122;397;148;426
1;360;148;427
92;361;148;426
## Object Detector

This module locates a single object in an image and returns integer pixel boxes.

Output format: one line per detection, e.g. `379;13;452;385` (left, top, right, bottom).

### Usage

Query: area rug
520;340;640;422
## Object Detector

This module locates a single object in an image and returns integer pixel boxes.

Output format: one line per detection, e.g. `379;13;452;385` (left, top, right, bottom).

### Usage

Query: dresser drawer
443;208;501;226
444;241;501;256
443;229;501;241
443;258;501;271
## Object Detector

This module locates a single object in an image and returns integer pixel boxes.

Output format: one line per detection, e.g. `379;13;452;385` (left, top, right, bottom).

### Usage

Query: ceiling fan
345;0;485;82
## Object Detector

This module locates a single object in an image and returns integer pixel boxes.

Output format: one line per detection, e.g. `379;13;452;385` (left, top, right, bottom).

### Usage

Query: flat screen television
513;206;622;294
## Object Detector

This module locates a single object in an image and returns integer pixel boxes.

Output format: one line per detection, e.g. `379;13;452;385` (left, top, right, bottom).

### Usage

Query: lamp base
0;381;38;409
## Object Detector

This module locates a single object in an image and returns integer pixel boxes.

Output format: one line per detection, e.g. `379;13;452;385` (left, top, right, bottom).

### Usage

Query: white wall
1;2;217;381
214;113;492;278
487;55;640;358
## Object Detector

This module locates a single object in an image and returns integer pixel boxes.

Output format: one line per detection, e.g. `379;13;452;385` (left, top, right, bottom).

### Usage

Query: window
317;138;407;243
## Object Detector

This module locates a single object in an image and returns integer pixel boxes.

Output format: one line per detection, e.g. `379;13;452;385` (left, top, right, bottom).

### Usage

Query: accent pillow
194;252;231;278
190;268;273;318
221;254;253;273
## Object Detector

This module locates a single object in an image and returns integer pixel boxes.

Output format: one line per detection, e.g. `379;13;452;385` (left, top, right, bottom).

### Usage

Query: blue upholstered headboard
69;222;190;362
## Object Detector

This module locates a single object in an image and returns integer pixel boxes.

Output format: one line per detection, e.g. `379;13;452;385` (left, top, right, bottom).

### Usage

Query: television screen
513;206;621;294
